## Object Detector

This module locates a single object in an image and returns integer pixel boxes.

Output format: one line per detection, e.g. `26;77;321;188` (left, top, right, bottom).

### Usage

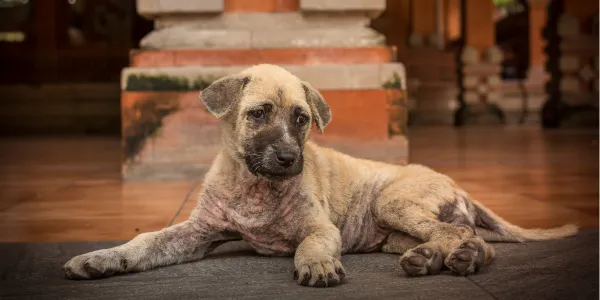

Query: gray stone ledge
140;27;385;50
300;0;385;12
137;0;224;19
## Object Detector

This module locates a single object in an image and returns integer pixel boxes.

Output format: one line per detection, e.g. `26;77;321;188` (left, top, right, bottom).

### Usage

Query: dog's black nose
275;150;296;167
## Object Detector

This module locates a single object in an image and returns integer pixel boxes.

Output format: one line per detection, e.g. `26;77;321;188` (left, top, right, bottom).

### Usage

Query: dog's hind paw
399;244;443;276
445;240;485;276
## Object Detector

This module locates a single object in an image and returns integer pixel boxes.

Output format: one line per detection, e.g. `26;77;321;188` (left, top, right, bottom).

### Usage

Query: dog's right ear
200;75;251;119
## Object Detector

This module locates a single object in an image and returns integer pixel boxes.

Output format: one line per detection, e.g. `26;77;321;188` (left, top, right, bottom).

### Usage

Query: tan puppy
63;64;577;287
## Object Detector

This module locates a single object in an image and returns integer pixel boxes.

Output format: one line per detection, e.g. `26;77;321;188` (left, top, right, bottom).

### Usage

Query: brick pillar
455;0;505;126
541;0;599;127
122;0;409;180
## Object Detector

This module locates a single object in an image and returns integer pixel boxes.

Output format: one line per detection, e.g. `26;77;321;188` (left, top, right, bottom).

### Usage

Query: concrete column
455;0;505;126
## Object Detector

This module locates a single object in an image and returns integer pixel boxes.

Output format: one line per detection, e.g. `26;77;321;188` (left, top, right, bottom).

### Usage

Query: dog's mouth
245;154;304;182
257;171;297;181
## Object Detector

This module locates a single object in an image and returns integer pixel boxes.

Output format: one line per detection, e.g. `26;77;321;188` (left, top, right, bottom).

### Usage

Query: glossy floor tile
0;126;597;243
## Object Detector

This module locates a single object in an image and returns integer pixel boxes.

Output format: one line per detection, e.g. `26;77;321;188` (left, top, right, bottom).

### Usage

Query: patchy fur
64;64;578;287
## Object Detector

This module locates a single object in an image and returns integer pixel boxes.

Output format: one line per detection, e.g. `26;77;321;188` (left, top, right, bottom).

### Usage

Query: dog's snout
275;150;297;168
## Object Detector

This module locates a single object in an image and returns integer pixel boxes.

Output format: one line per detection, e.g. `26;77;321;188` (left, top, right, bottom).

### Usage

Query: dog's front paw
294;255;346;288
63;249;126;280
445;240;485;276
399;244;443;276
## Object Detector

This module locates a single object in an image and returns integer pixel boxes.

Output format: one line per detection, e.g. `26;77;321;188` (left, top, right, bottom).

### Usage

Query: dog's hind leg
373;178;495;277
381;231;422;255
378;205;493;276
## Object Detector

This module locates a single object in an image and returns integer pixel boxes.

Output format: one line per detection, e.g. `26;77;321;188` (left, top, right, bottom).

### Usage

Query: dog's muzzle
246;145;303;181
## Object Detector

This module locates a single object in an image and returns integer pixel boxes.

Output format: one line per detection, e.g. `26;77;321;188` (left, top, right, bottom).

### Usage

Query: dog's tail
470;198;579;242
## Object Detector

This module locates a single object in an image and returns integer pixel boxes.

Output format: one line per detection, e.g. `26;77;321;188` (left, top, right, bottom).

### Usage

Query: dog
64;64;577;287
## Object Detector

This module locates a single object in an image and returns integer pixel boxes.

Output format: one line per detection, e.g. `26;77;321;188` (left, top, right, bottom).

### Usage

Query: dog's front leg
63;217;233;280
294;220;346;288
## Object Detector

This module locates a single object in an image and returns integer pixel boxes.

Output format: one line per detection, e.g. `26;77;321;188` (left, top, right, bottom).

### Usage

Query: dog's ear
200;75;251;119
302;82;331;133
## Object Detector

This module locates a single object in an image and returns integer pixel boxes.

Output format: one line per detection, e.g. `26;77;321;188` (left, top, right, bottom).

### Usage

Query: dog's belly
339;206;392;254
340;220;391;254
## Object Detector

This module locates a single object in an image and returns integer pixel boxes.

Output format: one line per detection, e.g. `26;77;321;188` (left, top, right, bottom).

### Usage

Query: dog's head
200;64;331;181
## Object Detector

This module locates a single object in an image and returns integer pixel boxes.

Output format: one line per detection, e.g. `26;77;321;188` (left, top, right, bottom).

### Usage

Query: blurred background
0;0;597;134
0;0;597;243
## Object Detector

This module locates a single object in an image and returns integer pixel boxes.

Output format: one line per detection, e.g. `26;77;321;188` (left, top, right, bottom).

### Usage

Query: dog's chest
224;181;303;256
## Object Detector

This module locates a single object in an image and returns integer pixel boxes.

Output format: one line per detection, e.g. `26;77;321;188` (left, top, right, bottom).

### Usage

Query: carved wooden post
455;0;505;125
541;0;599;127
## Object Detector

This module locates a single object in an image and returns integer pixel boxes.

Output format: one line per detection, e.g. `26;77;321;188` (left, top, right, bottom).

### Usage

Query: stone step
130;47;395;68
121;63;407;91
121;89;407;180
140;27;385;50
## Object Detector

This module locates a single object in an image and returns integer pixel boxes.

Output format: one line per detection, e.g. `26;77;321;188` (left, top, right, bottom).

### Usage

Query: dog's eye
296;115;308;125
249;109;265;120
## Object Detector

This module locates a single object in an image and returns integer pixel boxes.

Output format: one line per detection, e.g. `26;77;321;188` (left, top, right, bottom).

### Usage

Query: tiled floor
0;126;597;243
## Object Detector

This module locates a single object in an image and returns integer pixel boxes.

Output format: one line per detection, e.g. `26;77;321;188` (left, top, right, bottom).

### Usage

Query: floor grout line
168;180;201;226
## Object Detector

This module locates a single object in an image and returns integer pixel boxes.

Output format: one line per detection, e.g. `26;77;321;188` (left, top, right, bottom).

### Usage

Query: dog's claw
295;256;345;287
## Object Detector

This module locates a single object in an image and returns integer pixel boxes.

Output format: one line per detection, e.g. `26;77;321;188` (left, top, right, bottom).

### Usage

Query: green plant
492;0;515;8
126;74;190;91
125;74;219;91
382;72;403;89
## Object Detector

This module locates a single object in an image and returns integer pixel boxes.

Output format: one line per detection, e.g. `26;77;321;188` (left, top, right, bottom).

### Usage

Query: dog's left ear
200;75;251;119
302;82;332;133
